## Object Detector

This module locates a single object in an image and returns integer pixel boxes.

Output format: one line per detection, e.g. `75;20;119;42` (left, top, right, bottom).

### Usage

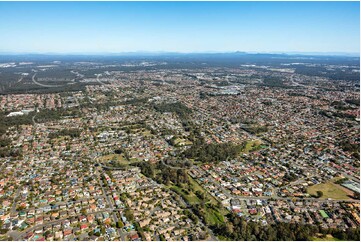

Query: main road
31;74;63;88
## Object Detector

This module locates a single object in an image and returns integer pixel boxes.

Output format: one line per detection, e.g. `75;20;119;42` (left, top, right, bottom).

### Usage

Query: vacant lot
307;182;351;200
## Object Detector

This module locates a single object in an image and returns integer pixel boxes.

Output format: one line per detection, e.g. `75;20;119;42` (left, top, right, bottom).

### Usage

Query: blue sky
0;1;359;54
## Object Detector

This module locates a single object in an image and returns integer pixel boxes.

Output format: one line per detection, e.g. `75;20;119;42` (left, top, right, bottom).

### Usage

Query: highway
31;74;63;88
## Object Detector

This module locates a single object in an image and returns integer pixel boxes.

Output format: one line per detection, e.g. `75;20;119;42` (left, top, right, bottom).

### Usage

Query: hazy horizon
0;50;359;58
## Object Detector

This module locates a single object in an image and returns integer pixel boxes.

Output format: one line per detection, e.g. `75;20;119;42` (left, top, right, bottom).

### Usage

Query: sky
0;1;359;54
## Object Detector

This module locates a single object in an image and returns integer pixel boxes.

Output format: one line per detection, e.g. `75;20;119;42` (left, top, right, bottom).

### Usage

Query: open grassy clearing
189;177;219;205
99;154;128;163
173;138;193;146
169;185;201;205
168;177;210;206
242;139;263;153
142;130;152;137
99;154;136;168
311;234;340;241
129;157;141;163
307;182;351;200
169;175;228;226
203;205;225;225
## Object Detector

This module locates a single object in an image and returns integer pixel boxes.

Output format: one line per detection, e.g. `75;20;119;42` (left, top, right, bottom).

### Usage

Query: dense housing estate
0;56;359;241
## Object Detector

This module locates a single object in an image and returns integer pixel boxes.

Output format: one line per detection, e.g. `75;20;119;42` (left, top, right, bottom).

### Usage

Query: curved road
96;74;109;86
32;74;64;88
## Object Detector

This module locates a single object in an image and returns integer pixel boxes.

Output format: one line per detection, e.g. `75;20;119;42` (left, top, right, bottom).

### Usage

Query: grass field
243;139;263;153
187;176;228;225
173;138;192;146
311;234;340;241
203;206;225;225
129;157;140;163
170;185;201;204
99;154;131;167
169;175;227;226
307;182;351;200
188;177;220;205
169;178;208;206
141;130;152;137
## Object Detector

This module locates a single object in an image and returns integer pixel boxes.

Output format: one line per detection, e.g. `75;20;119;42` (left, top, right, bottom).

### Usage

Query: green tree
116;221;124;228
316;191;324;198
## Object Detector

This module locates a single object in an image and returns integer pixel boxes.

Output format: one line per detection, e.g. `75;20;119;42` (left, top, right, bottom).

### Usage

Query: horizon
0;1;359;54
0;50;359;58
